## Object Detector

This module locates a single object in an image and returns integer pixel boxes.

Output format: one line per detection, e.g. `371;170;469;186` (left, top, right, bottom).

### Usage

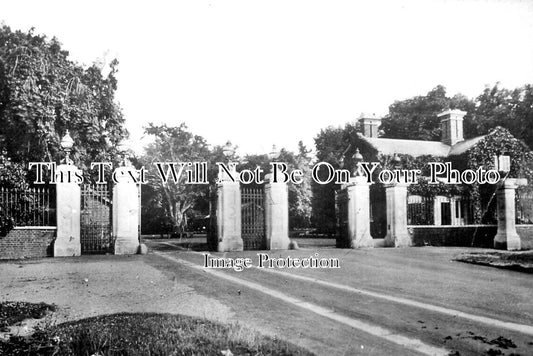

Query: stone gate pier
113;165;140;255
216;169;244;252
265;174;290;250
336;175;374;248
384;182;411;247
54;164;82;257
494;178;527;250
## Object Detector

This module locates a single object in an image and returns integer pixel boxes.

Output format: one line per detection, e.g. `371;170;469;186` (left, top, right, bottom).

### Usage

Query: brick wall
0;228;56;259
409;225;533;249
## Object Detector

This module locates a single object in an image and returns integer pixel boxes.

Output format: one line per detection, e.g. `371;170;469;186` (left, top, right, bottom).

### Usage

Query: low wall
409;225;497;248
517;225;533;250
0;227;56;259
409;225;533;249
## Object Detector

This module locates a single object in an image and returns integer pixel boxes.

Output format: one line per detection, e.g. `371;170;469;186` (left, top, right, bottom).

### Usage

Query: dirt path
0;255;233;331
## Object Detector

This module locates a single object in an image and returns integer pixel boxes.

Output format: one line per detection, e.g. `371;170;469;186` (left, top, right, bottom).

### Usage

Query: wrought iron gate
81;184;112;254
370;185;387;239
335;188;349;247
207;186;218;250
241;186;266;250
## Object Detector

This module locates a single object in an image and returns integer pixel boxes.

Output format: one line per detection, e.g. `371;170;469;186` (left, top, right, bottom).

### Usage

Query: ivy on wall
0;150;28;190
345;127;533;224
315;123;532;230
401;127;531;222
466;127;533;180
465;127;533;222
407;177;467;197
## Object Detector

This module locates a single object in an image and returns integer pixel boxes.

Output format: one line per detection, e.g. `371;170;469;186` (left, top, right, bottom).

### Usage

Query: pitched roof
359;134;451;157
448;135;486;156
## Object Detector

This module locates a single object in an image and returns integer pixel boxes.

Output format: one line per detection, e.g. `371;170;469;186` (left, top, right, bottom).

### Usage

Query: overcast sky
2;0;533;155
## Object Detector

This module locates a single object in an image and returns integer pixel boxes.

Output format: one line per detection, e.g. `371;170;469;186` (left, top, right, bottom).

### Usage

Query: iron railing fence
0;187;56;227
407;195;476;226
407;195;434;225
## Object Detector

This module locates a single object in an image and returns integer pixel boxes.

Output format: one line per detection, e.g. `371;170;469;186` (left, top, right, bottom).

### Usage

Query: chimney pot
358;114;382;138
438;109;466;146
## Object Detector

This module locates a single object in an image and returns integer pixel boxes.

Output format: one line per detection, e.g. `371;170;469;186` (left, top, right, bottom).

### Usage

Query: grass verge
454;250;533;272
0;301;56;332
1;312;314;355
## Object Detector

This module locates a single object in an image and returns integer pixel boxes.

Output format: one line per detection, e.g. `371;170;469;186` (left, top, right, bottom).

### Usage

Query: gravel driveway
0;254;233;330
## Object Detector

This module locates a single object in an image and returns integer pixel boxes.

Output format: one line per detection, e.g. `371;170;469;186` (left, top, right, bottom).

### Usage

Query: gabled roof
359;134;451;157
448;135;486;156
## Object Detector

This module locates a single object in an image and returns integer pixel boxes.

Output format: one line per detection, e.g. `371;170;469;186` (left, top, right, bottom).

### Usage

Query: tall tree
311;126;346;233
237;144;313;229
0;150;27;189
0;25;127;175
312;122;383;234
380;85;476;141
141;123;210;236
291;141;313;228
473;83;533;149
379;83;533;148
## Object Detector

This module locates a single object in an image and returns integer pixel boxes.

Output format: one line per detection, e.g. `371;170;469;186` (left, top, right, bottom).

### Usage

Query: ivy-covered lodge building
353;109;533;240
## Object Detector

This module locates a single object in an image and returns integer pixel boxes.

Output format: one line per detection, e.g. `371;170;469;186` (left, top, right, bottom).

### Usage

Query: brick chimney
438;109;466;146
358;113;382;138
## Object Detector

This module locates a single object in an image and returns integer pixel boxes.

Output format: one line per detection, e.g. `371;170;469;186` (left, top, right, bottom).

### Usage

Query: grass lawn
1;301;313;355
0;301;56;332
454;250;533;272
